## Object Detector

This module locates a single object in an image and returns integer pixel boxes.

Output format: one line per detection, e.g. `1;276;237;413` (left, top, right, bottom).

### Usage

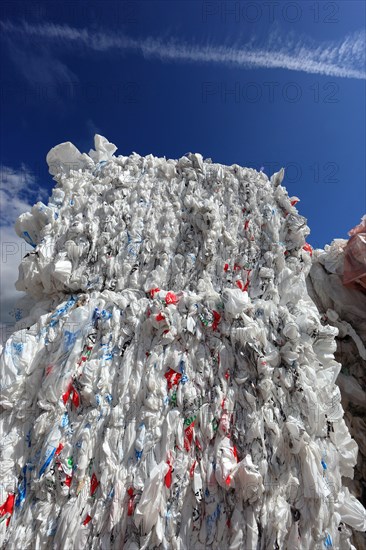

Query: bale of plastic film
1;135;365;550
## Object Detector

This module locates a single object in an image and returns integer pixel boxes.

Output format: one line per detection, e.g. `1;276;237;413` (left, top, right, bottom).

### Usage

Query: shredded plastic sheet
1;136;365;549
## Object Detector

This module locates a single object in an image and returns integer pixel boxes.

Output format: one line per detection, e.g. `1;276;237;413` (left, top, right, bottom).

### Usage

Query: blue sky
0;0;365;325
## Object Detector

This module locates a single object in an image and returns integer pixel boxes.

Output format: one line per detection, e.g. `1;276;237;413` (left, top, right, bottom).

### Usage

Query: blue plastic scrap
39;447;57;478
324;533;333;547
22;231;36;248
15;466;27;508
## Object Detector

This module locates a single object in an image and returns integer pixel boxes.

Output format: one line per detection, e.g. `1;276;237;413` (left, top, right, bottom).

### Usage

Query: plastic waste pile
1;135;366;549
307;216;366;549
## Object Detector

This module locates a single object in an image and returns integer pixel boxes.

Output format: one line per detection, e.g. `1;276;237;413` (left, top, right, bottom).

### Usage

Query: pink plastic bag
343;233;366;290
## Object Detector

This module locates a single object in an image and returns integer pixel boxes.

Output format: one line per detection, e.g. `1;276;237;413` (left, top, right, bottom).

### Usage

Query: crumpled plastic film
1;135;365;549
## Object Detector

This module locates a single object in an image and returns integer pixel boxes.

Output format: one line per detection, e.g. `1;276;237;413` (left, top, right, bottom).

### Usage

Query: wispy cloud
0;165;48;327
1;20;365;80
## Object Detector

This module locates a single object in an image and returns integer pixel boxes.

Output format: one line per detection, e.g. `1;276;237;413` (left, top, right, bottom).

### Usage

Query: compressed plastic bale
308;219;366;550
0;135;365;550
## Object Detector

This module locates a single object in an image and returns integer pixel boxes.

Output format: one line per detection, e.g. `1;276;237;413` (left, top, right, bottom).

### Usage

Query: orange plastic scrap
343;216;366;292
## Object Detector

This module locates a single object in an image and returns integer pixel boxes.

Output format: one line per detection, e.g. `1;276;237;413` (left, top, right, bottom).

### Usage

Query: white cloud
1;20;365;80
0;165;47;327
1;165;42;226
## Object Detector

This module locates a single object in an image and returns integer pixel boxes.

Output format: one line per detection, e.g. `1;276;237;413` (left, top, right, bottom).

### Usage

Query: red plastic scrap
82;514;92;526
189;460;197;478
243;269;251;291
55;443;64;456
302;243;313;256
0;494;15;527
164;468;172;488
127;487;135;516
65;475;73;487
62;383;72;405
224;263;229;272
149;288;160;298
184;421;195;452
90;473;99;496
71;387;80;408
165;292;178;305
232;445;239;462
212;310;221;331
62;383;80;408
165;454;173;488
155;312;165;322
164;368;182;390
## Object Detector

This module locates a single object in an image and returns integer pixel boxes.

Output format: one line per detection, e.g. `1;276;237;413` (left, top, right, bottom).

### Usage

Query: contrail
1;20;365;80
